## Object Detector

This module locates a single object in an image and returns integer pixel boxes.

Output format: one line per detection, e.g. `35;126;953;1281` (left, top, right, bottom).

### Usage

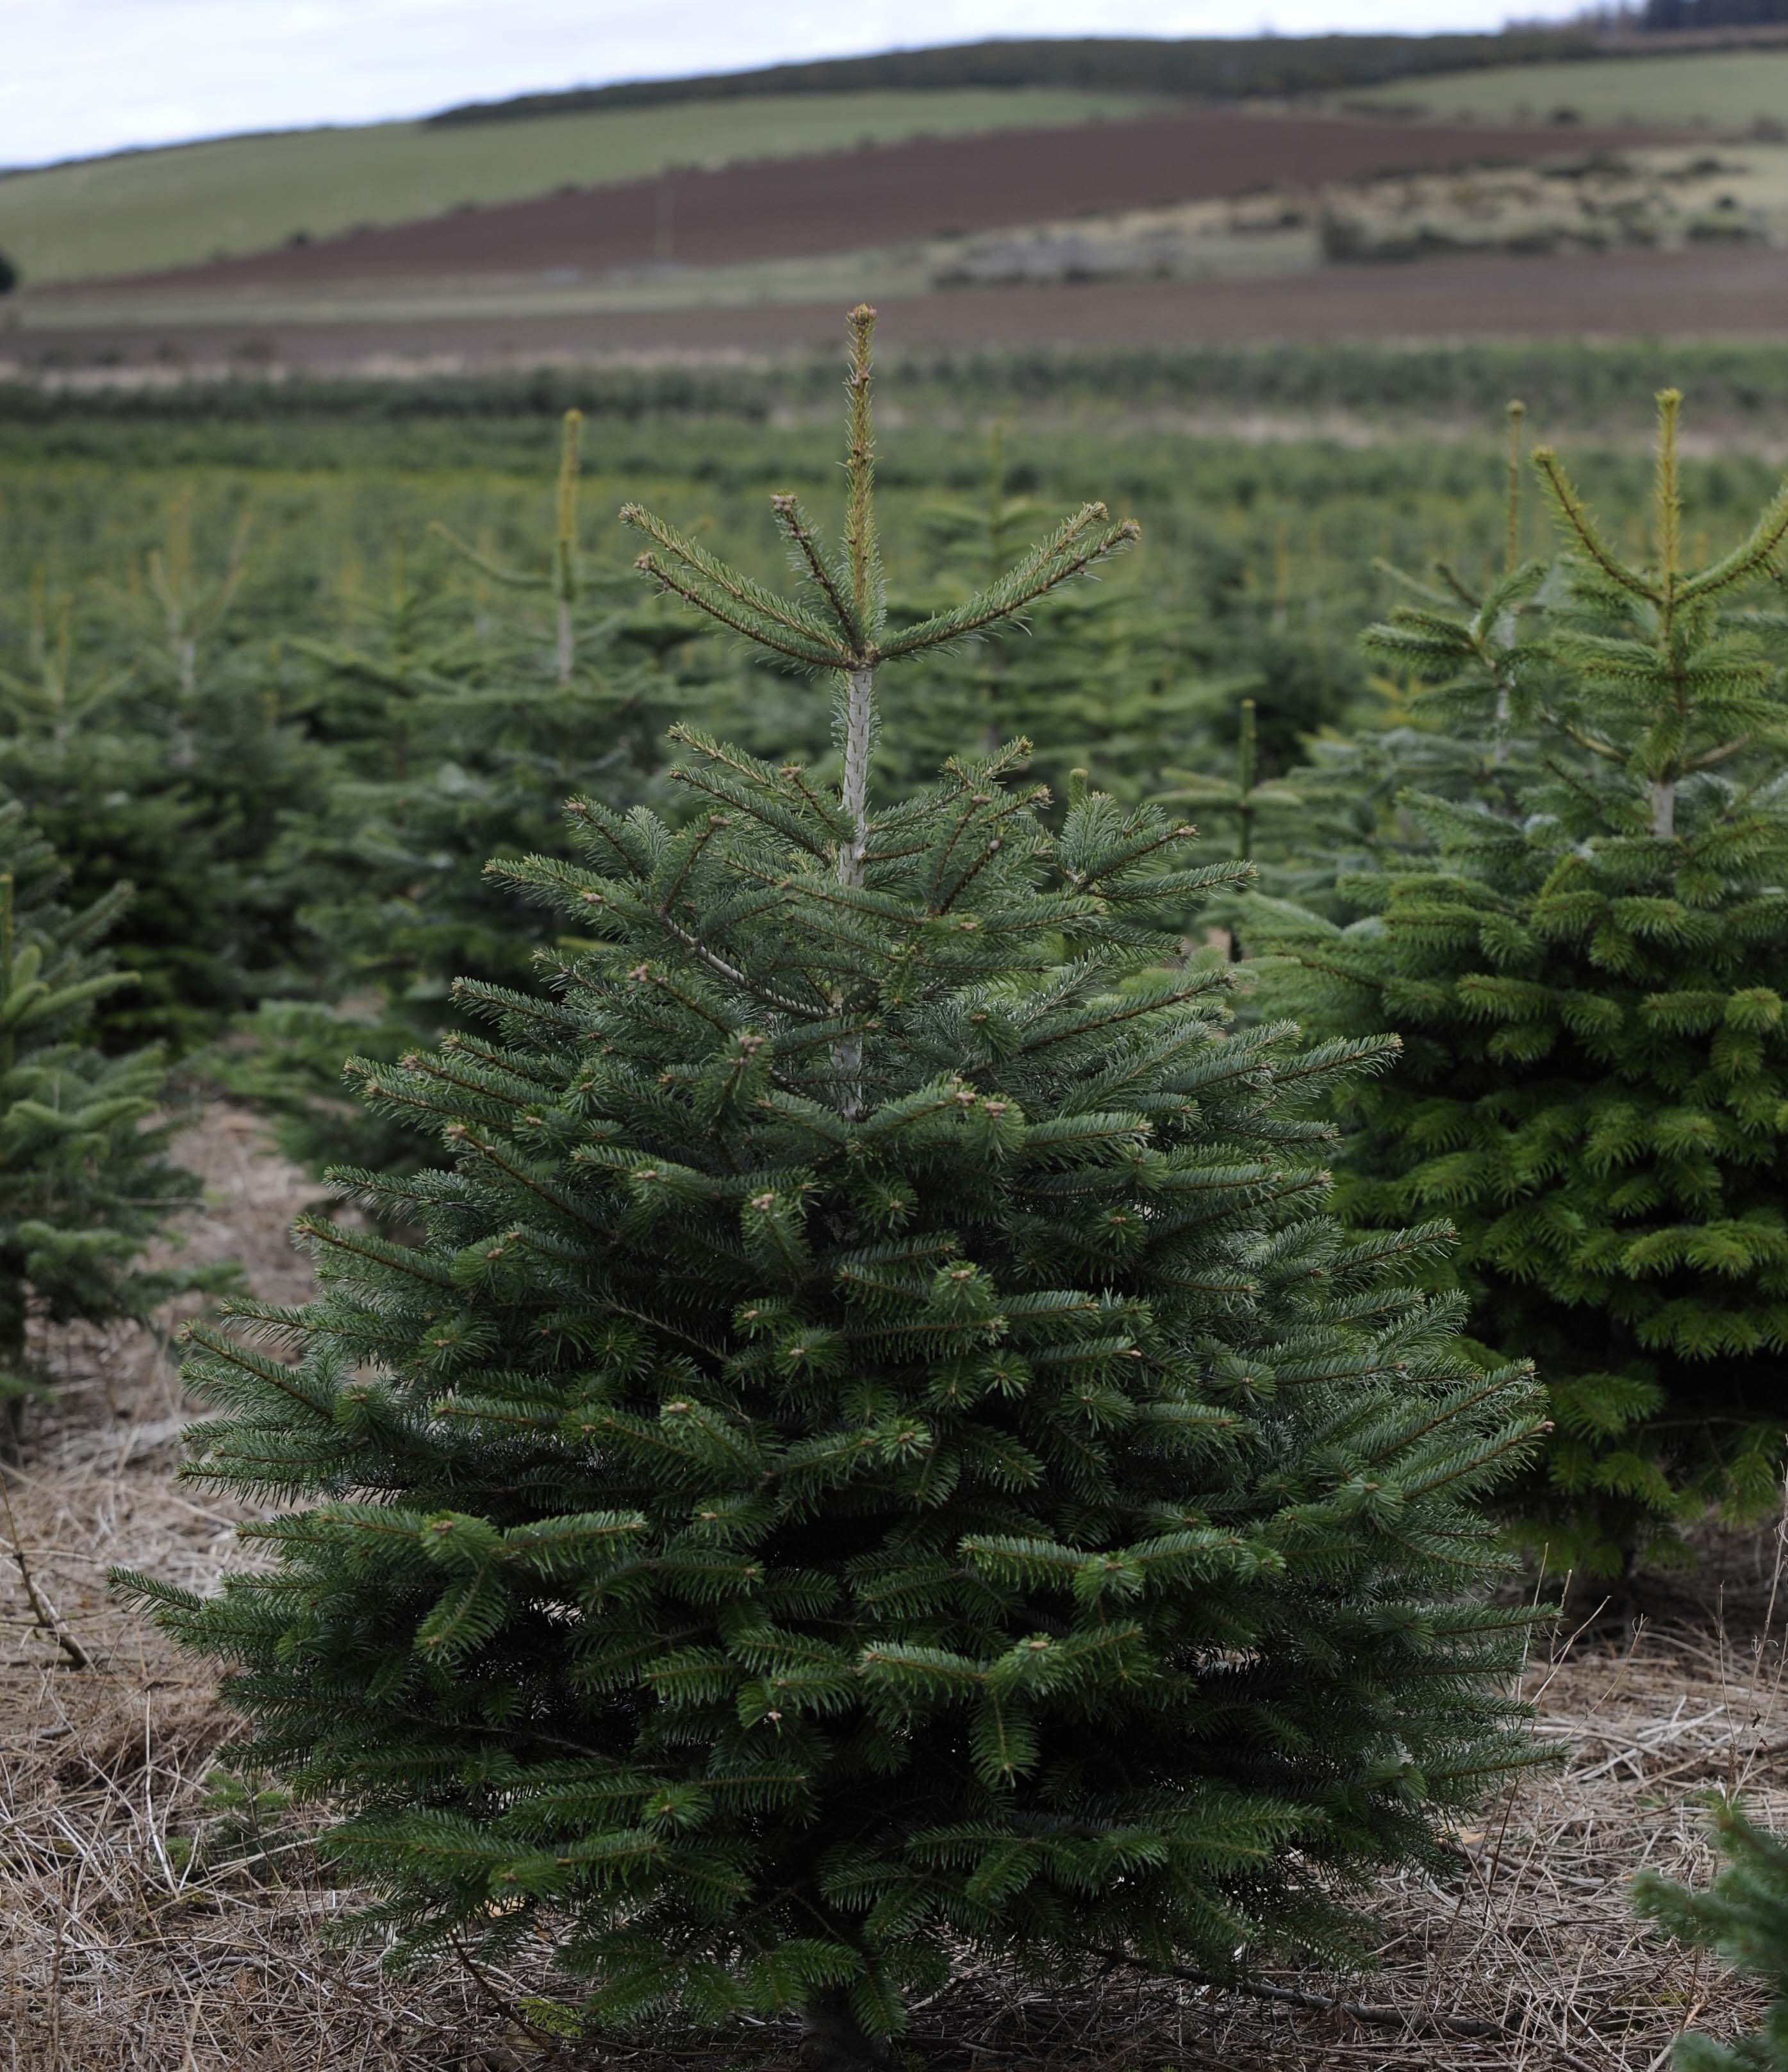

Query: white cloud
4;0;1593;169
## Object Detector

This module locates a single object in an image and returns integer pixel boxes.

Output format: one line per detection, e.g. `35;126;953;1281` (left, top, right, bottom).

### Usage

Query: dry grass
2;1102;1783;2070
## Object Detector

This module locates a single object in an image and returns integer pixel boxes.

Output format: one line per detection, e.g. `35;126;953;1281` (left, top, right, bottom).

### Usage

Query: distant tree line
424;31;1604;126
1639;0;1788;26
1569;0;1788;21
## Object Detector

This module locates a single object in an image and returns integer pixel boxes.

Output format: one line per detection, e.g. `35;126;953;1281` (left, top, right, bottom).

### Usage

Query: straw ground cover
2;1103;1784;2069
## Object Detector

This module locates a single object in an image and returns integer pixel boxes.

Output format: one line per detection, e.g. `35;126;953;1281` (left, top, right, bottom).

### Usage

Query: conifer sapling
121;310;1546;2069
1246;392;1788;1576
1636;1796;1788;2071
0;801;210;1451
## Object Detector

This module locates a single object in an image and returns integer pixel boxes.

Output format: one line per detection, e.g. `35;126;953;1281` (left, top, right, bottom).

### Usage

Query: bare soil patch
40;108;1678;297
2;1102;1782;2069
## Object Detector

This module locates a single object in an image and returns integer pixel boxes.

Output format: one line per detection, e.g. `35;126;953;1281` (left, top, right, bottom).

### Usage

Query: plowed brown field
47;106;1674;295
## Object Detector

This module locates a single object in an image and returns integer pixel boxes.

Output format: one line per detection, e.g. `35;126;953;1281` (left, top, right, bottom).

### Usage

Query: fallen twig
1091;1946;1509;2039
0;1471;90;1670
447;1927;572;2061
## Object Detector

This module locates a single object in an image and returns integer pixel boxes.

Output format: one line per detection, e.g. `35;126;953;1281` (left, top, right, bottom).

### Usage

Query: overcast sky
7;0;1591;170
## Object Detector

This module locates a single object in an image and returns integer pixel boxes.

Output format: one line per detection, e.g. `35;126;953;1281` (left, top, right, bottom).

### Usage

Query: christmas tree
286;445;666;1031
1248;401;1551;920
0;800;208;1449
884;424;1190;801
120;311;1544;2068
0;513;324;1050
1246;392;1788;1578
232;414;674;1173
1636;1796;1788;2070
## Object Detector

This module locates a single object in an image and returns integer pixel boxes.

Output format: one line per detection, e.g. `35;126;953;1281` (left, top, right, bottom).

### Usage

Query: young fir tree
1635;1796;1788;2071
120;311;1544;2069
1267;401;1553;920
1246;393;1788;1579
235;415;673;1174
886;425;1188;801
1152;700;1309;957
290;416;666;1018
0;514;324;1051
0;800;208;1448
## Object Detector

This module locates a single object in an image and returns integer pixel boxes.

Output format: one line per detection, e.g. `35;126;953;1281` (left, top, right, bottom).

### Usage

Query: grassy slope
1377;47;1788;126
0;88;1155;288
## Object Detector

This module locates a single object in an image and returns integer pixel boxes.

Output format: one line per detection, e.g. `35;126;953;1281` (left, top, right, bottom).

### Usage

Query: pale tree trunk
832;664;875;1119
1491;606;1516;767
838;666;873;889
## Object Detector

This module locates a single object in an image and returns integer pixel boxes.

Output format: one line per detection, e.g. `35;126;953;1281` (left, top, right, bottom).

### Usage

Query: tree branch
1092;1948;1509;2041
0;1471;91;1670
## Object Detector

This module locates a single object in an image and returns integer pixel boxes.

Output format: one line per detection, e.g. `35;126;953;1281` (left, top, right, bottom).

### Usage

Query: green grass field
1377;47;1788;128
0;88;1157;288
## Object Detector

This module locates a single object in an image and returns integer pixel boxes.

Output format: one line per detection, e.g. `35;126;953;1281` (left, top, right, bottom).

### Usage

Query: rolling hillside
1358;46;1788;126
421;28;1598;120
0;88;1156;287
6;28;1780;372
4;31;1771;296
40;108;1679;300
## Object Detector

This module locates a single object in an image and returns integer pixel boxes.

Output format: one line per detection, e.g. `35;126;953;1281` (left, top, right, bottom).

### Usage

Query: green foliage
8;342;1788;454
1248;394;1788;1575
226;413;679;1173
883;426;1204;801
0;800;212;1437
1635;1796;1788;2071
1156;696;1308;879
0;509;326;1050
171;1767;304;1888
122;313;1543;2068
1236;402;1552;917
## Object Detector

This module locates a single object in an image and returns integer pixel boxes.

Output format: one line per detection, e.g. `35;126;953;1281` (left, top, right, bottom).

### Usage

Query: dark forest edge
419;21;1767;126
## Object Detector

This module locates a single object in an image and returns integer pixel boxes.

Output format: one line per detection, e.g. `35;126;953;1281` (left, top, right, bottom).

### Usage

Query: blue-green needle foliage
0;800;208;1434
118;311;1544;2067
1637;1797;1788;2070
1248;392;1788;1578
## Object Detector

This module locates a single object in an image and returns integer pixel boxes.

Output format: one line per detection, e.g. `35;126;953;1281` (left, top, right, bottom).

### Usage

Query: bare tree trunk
799;1989;894;2072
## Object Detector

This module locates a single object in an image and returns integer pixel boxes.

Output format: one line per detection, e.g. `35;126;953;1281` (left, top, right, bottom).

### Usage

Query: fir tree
0;515;324;1050
1246;392;1788;1578
120;310;1544;2069
1265;401;1552;918
235;415;673;1173
430;408;606;690
886;425;1188;800
0;800;210;1448
1635;1796;1788;2071
1154;695;1307;947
